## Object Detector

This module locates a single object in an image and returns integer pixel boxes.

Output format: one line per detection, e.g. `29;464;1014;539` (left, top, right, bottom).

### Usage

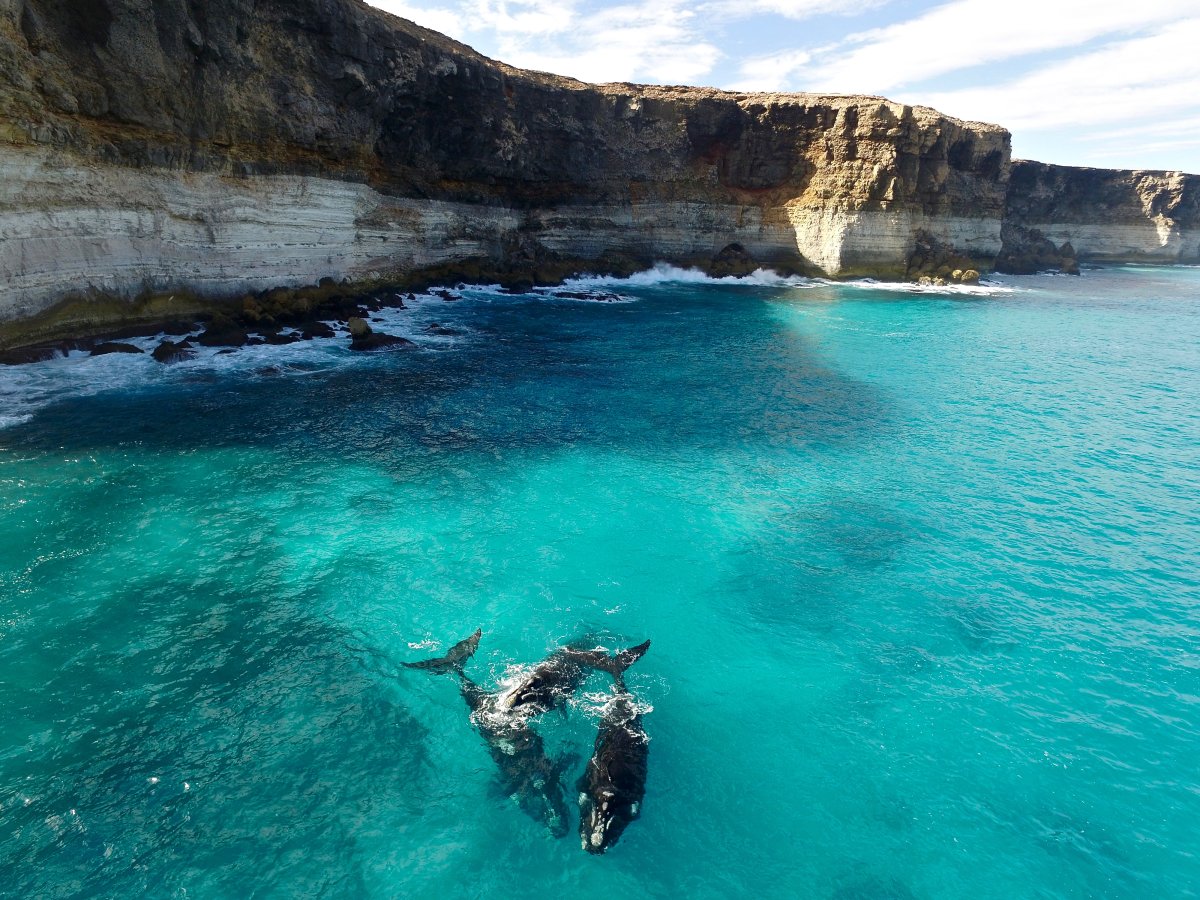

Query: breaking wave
562;263;818;289
0;290;470;430
562;262;1019;296
836;277;1018;296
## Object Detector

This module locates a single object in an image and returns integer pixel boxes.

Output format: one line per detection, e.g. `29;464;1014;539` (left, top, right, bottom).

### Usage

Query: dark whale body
404;630;572;836
494;640;651;717
578;685;649;854
404;631;650;838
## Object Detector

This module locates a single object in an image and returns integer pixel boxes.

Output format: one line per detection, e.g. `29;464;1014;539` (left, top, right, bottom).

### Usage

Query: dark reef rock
300;321;337;340
258;328;303;346
151;339;196;365
0;344;62;365
708;243;759;278
350;332;415;352
90;341;143;355
195;320;251;347
346;316;413;351
995;224;1080;275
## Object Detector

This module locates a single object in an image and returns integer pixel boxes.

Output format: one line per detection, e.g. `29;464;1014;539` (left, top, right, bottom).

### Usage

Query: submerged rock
90;342;144;356
151;339;196;364
0;344;63;365
300;321;337;340
346;315;414;351
195;325;251;347
350;332;415;352
550;290;624;303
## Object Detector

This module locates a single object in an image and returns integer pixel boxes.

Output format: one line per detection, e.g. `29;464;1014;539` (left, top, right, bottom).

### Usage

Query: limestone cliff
999;161;1200;272
1;0;1195;349
0;0;1010;343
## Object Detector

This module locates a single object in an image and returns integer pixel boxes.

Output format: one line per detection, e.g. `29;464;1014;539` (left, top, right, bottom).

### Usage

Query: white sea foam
560;262;1020;296
0;269;1018;432
0;289;476;430
836;278;1018;296
563;262;819;289
0;413;33;430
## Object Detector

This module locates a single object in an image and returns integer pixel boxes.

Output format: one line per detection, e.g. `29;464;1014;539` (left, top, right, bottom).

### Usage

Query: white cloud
469;0;578;36
738;0;1200;94
703;0;886;18
494;1;721;84
914;21;1200;132
735;48;815;91
366;0;469;41
364;0;720;84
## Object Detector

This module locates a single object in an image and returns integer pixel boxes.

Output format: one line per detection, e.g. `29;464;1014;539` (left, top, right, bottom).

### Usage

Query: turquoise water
1;267;1198;898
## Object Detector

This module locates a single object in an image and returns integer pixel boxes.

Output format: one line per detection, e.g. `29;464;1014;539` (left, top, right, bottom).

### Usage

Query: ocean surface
1;266;1198;899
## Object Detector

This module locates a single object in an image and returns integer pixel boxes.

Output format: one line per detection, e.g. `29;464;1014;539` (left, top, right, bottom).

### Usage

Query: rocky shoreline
0;280;635;365
0;0;1196;354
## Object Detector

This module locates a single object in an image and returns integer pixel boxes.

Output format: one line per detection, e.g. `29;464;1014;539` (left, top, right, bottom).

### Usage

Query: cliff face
999;161;1200;272
1;0;1195;347
0;0;1011;340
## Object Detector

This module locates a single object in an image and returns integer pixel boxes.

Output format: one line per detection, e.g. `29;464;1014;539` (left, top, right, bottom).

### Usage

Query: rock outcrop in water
0;0;1195;349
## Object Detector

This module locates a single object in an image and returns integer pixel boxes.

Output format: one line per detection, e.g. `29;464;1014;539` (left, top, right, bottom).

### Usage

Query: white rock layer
0;144;1010;323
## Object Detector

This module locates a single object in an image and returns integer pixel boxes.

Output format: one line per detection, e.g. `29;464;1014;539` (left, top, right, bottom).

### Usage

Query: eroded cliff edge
999;161;1200;273
0;0;1010;344
1;0;1196;350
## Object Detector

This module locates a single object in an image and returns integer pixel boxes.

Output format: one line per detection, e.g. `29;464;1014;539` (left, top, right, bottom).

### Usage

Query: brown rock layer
0;0;1195;349
0;0;1012;346
1000;161;1200;271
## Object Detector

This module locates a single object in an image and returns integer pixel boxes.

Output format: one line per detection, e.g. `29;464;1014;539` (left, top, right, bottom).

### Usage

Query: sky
364;0;1200;173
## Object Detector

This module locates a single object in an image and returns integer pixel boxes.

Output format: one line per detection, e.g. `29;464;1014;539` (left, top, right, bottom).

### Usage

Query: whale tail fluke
596;639;651;682
403;629;482;674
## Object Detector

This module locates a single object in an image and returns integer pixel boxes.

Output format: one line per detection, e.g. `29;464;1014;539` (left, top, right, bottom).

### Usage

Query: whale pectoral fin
402;629;482;673
590;639;651;682
614;639;651;672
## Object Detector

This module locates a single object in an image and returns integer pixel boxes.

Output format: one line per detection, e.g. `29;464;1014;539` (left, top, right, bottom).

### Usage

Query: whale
405;631;651;838
403;630;572;836
578;682;649;855
493;639;652;717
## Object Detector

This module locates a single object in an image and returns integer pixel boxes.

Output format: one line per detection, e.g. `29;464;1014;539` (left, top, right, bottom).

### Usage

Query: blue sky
366;0;1200;173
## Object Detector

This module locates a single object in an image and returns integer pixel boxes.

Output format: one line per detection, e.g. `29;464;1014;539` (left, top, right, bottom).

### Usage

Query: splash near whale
404;632;652;849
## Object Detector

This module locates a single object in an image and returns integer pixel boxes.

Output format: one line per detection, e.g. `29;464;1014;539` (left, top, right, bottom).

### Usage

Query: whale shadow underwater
405;631;651;845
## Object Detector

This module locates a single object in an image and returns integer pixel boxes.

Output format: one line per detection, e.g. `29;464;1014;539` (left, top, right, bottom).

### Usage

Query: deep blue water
1;267;1198;898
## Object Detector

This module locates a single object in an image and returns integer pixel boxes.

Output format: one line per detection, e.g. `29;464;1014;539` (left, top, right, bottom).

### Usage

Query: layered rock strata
0;0;1196;350
0;0;1010;344
999;161;1200;272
